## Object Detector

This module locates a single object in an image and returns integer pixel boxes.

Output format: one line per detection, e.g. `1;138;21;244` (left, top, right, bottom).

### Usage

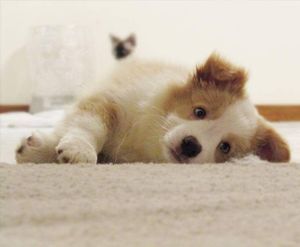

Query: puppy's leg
55;111;108;164
16;131;59;164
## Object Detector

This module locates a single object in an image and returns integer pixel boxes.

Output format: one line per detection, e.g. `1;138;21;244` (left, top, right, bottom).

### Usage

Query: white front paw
56;137;97;164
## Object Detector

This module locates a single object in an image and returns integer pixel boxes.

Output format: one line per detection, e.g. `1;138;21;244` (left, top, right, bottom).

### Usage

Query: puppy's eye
219;141;231;154
193;107;206;119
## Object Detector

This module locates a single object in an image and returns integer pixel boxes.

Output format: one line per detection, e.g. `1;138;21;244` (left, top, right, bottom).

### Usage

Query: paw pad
55;139;97;164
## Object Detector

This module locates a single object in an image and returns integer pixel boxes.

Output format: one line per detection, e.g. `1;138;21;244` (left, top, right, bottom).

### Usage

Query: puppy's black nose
181;136;201;158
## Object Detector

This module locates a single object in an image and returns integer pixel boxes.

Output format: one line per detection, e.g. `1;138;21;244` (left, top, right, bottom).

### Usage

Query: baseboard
256;105;300;121
0;105;29;113
0;104;300;121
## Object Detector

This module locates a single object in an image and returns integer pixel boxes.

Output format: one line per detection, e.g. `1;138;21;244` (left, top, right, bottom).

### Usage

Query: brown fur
163;53;248;120
214;123;290;163
252;120;290;162
214;133;252;163
194;53;248;97
214;120;290;163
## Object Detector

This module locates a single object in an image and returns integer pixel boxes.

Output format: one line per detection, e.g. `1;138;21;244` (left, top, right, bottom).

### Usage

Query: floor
1;161;300;247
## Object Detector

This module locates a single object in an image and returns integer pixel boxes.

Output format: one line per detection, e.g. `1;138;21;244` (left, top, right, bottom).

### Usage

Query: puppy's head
163;53;290;163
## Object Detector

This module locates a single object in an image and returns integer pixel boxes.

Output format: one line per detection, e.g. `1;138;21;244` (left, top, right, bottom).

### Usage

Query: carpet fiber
1;160;300;246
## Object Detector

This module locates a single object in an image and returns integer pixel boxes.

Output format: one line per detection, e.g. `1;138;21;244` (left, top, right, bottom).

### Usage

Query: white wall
1;0;300;104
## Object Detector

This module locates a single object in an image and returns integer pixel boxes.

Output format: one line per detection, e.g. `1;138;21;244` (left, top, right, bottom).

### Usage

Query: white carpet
1;160;300;247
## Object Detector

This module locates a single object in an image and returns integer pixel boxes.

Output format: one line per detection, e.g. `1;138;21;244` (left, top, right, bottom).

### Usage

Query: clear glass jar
27;25;95;112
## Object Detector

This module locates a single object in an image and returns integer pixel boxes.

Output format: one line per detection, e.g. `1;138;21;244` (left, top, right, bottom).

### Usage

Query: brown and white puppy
16;54;290;164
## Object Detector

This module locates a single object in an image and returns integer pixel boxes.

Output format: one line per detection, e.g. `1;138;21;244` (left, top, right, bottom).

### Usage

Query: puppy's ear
195;53;248;95
110;34;121;46
253;122;290;162
125;33;136;46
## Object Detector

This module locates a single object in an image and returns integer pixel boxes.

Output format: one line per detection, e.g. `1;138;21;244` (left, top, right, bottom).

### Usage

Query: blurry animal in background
110;33;136;59
16;51;290;164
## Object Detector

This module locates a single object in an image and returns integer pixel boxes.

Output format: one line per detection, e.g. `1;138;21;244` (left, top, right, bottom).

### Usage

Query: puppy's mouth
168;147;187;164
170;148;182;163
